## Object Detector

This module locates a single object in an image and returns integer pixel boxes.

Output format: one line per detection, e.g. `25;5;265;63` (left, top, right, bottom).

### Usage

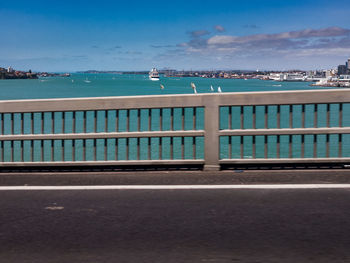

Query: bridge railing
0;89;349;170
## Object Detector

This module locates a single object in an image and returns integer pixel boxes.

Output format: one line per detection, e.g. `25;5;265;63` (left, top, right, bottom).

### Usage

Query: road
1;181;350;262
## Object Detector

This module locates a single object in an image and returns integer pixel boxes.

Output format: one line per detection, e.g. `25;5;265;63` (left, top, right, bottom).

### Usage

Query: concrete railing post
204;95;220;171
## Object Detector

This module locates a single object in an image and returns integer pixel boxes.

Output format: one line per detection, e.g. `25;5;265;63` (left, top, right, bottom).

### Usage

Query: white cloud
208;35;238;45
214;25;225;32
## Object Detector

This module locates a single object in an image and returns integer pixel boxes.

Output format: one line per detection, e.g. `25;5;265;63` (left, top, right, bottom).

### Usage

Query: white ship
149;68;160;81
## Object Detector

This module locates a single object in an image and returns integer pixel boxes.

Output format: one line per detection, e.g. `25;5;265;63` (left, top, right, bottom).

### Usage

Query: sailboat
218;86;222;93
210;85;214;92
84;77;91;83
191;82;197;94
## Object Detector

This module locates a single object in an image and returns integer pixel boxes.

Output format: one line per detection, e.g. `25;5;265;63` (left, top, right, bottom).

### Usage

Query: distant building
338;65;348;75
325;70;333;78
347;58;350;70
339;75;350;80
339;75;350;84
7;66;14;73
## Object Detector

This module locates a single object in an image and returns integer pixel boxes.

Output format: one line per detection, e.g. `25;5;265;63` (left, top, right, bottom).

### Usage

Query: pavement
1;169;350;186
1;169;350;262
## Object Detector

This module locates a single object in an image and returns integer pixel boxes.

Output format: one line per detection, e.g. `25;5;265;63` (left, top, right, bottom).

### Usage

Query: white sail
210;85;214;91
218;86;222;93
191;82;198;94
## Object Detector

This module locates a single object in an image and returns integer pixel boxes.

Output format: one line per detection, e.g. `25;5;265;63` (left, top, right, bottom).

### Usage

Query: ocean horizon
0;73;338;101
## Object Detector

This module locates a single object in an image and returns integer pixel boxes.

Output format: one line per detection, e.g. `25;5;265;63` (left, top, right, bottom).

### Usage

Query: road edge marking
1;184;350;190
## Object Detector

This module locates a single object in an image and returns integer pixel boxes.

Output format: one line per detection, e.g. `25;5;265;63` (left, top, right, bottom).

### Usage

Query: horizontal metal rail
220;128;350;136
0;159;204;167
0;89;350;113
0;130;204;141
220;158;350;164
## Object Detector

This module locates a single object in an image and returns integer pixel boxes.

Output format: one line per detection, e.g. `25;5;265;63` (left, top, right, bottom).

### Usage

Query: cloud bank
178;27;350;58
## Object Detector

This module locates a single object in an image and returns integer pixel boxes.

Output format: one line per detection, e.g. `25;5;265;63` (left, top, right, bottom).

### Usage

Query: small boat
160;84;164;90
210;85;214;91
218;86;222;93
149;68;160;81
84;78;91;83
191;82;197;94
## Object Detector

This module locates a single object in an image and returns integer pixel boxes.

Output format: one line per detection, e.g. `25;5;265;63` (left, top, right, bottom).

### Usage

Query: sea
0;73;334;100
0;74;349;161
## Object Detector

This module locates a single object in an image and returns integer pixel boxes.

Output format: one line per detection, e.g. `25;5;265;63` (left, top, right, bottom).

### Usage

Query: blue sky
1;0;350;71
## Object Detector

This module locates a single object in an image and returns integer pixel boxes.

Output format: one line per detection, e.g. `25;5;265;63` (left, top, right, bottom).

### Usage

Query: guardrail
0;89;350;170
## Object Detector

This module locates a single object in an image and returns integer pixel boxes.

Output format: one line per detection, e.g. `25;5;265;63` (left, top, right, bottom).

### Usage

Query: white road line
1;184;350;190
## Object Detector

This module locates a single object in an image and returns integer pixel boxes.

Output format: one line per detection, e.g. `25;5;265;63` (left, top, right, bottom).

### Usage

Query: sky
1;0;350;71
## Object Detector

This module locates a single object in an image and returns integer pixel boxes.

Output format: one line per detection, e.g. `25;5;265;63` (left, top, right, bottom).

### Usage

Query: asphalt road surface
1;186;350;262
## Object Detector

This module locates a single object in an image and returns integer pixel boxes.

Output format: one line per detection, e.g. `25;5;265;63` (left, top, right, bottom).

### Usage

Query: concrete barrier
0;89;350;170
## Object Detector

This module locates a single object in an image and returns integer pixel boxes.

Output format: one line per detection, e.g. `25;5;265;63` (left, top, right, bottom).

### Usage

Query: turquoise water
0;73;335;100
0;74;349;162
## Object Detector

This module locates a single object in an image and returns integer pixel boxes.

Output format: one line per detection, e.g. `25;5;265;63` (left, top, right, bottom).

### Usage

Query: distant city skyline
1;0;350;72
